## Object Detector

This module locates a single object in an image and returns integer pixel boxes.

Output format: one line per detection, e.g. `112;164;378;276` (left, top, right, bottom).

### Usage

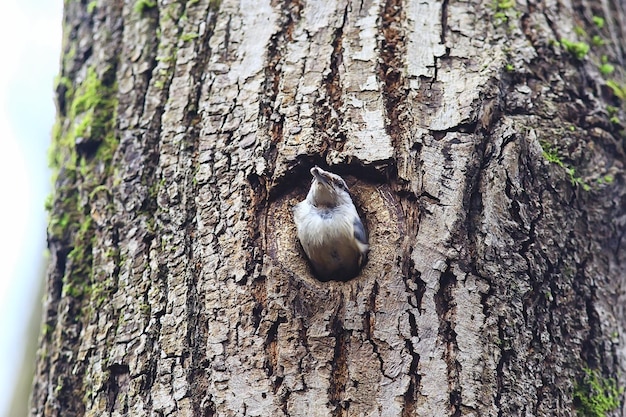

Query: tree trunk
33;0;626;416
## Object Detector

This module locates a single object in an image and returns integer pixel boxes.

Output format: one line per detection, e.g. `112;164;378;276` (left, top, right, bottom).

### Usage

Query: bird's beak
311;166;331;186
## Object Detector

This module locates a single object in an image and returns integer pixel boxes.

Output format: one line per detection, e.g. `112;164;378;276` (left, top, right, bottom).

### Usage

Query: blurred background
0;0;63;416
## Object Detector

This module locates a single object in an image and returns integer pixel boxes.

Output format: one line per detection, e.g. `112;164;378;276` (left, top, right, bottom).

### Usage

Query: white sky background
0;0;62;415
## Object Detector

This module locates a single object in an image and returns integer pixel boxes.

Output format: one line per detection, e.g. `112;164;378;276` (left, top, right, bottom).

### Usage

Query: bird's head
307;166;352;208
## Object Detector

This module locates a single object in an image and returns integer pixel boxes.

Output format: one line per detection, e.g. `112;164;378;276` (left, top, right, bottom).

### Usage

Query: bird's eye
335;180;346;189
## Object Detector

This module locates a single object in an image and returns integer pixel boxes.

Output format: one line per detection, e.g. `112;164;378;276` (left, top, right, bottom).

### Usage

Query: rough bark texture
33;0;626;416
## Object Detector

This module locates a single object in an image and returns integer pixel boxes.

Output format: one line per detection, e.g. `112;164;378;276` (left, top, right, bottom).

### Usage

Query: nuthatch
293;166;369;281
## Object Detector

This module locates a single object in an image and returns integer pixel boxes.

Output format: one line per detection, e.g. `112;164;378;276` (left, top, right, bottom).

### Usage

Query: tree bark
33;0;626;416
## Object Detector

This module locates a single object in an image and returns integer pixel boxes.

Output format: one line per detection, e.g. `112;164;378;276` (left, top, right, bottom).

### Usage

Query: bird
293;166;369;281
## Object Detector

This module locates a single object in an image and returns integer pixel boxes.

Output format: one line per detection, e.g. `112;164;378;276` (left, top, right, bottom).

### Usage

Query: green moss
541;142;564;167
74;112;94;139
494;0;514;9
90;278;113;309
592;35;605;47
96;131;119;163
180;32;199;42
134;0;156;14
49;213;71;240
561;39;590;60
63;44;77;72
146;217;157;234
48;65;119;305
574;26;587;38
573;368;623;417
61;217;95;299
599;63;615;76
156;54;176;63
71;68;114;117
606;80;626;101
54;379;63;394
44;194;54;212
596;175;614;184
140;303;151;316
491;0;516;25
148;178;162;200
540;141;590;190
48;67;118;174
567;167;590;191
598;56;614;76
54;75;73;93
71;75;99;115
48;119;64;171
592;16;605;29
87;0;97;13
88;184;110;200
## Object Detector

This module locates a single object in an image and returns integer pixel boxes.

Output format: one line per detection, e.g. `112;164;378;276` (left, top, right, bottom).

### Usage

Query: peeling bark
33;0;626;416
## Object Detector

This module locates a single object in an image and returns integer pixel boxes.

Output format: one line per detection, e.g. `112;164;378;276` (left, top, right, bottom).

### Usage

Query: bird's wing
353;217;368;246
